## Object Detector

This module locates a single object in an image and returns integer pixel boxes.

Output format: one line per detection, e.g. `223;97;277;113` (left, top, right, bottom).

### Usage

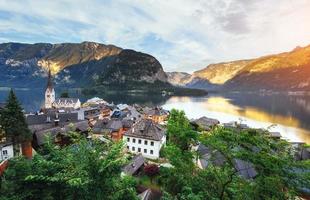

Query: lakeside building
124;119;166;159
44;69;81;110
93;118;133;141
143;107;169;124
52;98;81;110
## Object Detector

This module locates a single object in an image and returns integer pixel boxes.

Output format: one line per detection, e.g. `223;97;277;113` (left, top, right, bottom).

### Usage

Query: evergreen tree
0;89;32;145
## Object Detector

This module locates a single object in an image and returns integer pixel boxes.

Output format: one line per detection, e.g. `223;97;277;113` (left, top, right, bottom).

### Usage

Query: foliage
144;164;159;183
0;138;139;200
60;91;69;98
166;109;198;151
0;89;32;144
160;111;310;200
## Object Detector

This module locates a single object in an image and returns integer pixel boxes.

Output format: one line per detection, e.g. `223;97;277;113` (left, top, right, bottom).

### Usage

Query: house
195;144;257;179
143;107;169;124
26;111;79;134
291;142;310;161
191;116;220;131
93;119;133;141
52;98;81;109
124;119;166;159
0;142;14;161
138;188;162;200
123;106;143;122
0;140;33;161
269;132;281;139
83;97;108;106
122;154;145;176
32;120;90;148
100;105;112;119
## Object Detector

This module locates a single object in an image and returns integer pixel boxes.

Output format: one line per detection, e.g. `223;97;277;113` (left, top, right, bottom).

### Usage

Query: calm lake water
1;88;310;143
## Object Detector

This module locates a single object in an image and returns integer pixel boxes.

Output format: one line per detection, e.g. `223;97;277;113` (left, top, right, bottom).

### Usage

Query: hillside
168;45;310;91
0;42;167;88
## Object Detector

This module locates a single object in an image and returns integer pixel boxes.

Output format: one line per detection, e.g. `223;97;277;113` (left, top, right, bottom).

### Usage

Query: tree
60;91;69;98
167;109;197;151
144;164;159;183
160;125;310;199
0;89;31;147
0;137;139;200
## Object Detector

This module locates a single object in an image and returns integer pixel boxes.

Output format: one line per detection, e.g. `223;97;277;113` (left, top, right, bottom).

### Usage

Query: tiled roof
122;154;145;175
144;107;168;116
26;112;79;125
53;98;80;104
124;119;165;141
34;120;90;146
191;116;220;130
197;144;257;179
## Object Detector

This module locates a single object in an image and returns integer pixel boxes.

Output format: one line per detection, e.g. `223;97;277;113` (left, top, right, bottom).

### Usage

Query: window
151;141;154;146
138;139;141;144
132;147;135;151
138;148;141;152
144;140;148;145
133;138;136;143
144;149;147;153
2;150;8;155
150;150;153;155
127;146;129;149
127;138;130;142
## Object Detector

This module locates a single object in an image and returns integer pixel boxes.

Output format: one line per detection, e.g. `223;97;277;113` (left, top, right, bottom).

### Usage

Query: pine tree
0;89;32;146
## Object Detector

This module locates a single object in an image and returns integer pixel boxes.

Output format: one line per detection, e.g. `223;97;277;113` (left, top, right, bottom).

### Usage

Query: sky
0;0;310;73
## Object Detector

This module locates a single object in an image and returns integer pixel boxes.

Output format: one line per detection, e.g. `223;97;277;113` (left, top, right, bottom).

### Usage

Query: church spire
44;68;55;109
46;68;53;90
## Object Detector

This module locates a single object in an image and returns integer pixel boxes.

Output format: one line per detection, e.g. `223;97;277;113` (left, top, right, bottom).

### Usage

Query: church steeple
46;69;53;90
44;68;55;109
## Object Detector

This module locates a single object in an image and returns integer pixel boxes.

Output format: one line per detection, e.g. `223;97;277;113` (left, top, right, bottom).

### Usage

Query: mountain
168;45;310;91
166;72;191;86
0;42;168;88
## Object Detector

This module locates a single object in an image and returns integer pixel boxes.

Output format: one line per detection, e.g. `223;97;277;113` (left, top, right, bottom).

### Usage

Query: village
1;71;310;199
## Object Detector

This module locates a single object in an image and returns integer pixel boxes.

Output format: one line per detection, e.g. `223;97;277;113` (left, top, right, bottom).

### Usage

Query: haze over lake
1;88;309;143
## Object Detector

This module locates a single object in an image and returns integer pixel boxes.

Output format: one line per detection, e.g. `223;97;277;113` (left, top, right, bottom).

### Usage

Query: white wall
0;144;14;161
124;136;165;159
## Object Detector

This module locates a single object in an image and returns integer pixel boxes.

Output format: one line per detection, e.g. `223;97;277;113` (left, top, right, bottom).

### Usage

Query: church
44;70;81;110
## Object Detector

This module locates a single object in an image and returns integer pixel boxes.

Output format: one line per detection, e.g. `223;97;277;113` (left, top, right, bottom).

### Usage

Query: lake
0;88;309;144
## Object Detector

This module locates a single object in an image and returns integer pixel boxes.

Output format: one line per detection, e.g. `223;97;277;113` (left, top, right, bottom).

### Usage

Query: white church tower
45;69;55;109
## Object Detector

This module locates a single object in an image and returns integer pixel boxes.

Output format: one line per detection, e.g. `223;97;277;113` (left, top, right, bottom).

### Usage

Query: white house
123;119;166;159
0;143;15;161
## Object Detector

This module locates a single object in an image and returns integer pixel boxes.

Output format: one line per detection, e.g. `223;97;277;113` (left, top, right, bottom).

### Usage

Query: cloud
0;0;309;73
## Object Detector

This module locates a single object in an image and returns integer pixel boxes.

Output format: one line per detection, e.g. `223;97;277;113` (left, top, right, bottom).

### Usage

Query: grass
135;174;161;190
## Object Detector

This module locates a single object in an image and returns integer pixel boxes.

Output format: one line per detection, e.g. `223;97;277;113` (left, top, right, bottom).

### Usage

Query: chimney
21;141;33;159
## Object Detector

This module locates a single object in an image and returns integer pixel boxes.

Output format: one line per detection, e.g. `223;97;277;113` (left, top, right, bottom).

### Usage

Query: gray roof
197;144;257;179
34;120;90;146
191;116;220;131
144;107;168;116
197;144;225;167
269;132;281;138
93;119;123;133
53;98;80;104
125;119;165;141
138;189;162;200
26;112;79;126
233;159;258;179
122;154;145;176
